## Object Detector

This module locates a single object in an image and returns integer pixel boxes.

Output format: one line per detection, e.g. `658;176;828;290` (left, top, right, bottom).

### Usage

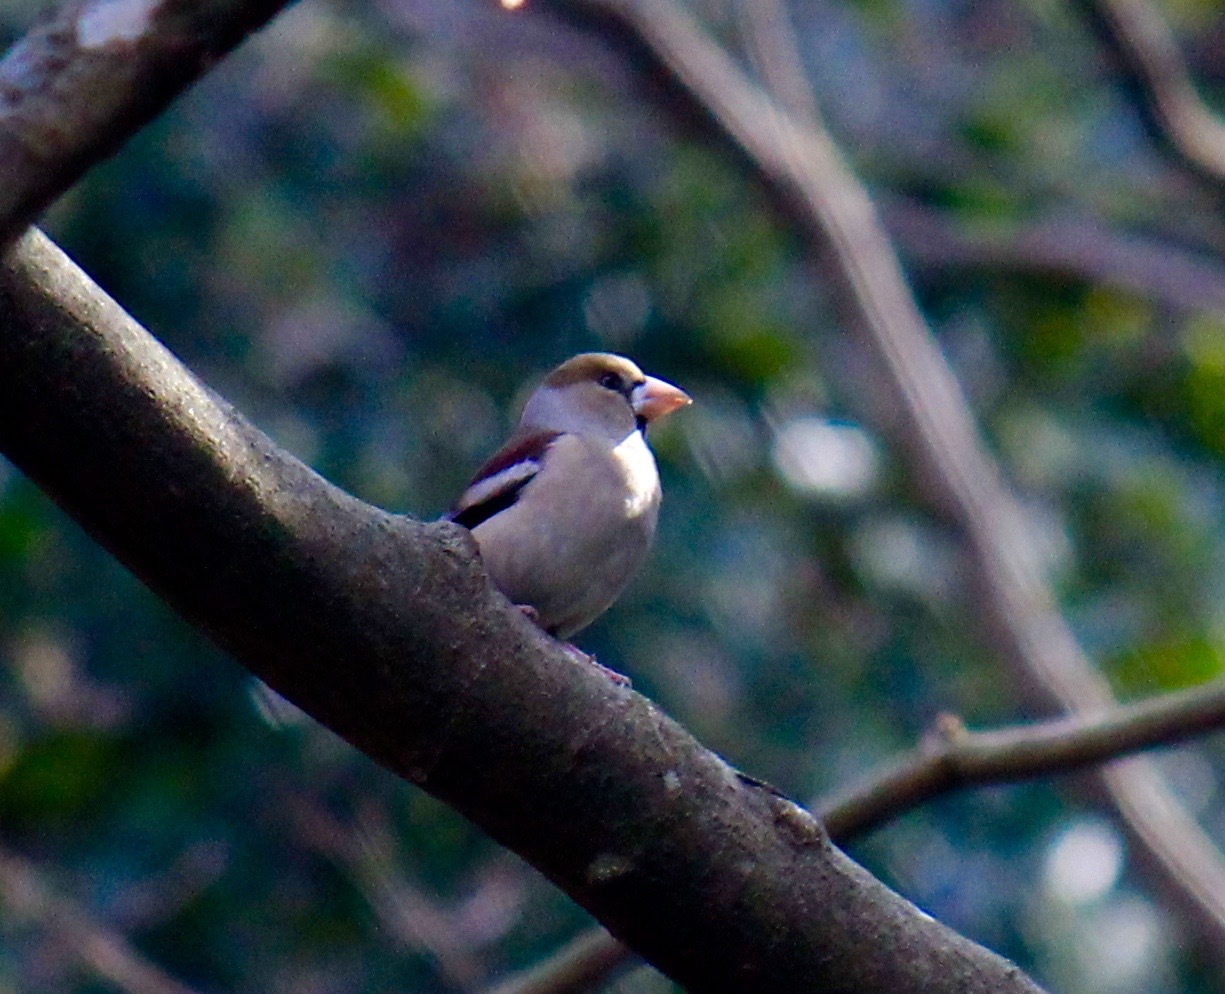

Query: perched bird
449;353;691;652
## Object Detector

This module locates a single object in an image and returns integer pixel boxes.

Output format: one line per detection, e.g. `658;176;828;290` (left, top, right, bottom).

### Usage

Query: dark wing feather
447;429;561;530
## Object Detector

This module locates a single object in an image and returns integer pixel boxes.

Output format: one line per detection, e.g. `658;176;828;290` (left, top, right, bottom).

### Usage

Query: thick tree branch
0;228;1045;993
0;0;295;247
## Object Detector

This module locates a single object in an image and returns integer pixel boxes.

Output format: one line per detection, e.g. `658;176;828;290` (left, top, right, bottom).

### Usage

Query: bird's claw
513;604;631;687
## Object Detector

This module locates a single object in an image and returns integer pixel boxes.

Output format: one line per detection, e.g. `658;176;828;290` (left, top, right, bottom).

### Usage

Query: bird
448;353;690;675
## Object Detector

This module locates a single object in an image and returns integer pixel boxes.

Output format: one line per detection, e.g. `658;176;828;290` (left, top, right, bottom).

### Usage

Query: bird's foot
513;605;631;687
561;642;632;688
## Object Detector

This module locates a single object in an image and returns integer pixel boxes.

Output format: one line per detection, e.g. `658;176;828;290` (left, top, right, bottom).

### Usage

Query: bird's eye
598;372;624;392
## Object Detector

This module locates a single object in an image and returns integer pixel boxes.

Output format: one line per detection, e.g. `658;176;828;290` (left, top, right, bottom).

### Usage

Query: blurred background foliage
3;0;1225;989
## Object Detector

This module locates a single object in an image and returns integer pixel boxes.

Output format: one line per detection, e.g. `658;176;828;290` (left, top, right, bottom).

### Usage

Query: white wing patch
455;459;539;516
613;431;660;517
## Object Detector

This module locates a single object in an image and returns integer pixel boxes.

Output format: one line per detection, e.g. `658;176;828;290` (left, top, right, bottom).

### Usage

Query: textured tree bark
0;0;293;247
0;228;1045;993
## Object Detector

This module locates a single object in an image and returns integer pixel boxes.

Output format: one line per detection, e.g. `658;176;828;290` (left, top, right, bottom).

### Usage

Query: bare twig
1085;0;1225;183
737;6;1225;317
484;930;633;994
289;797;488;991
884;199;1225;317
733;0;817;125
0;849;202;994
821;679;1225;840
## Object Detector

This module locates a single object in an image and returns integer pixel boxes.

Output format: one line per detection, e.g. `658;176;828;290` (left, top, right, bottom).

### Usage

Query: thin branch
0;0;294;247
288;797;488;991
533;0;1225;968
733;0;818;125
1084;0;1225;184
484;930;634;994
884;199;1225;317
0;848;202;994
821;679;1225;840
732;1;1225;317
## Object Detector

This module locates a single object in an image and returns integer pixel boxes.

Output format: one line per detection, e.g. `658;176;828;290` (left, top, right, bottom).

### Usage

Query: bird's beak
631;375;692;424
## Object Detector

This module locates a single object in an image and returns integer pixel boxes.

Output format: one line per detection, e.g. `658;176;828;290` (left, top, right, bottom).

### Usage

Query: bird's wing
448;428;562;530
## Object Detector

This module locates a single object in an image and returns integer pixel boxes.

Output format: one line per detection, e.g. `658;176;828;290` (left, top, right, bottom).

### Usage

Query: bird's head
522;353;691;441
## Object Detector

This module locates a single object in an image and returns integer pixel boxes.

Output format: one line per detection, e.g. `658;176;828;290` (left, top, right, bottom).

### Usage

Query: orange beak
631;375;692;424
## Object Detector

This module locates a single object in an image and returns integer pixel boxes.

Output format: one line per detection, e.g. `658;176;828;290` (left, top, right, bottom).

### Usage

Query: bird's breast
470;431;661;638
612;429;662;518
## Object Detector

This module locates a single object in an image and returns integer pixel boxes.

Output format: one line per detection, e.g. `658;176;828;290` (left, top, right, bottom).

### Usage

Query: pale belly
472;433;661;638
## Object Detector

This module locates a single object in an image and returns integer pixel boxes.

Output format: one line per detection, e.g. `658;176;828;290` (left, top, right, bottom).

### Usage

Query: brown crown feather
541;353;646;389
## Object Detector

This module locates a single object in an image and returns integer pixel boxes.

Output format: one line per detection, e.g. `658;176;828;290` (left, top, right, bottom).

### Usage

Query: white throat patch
613;430;660;517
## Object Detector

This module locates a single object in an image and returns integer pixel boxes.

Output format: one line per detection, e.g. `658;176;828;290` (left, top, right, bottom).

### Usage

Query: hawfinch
449;353;691;643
